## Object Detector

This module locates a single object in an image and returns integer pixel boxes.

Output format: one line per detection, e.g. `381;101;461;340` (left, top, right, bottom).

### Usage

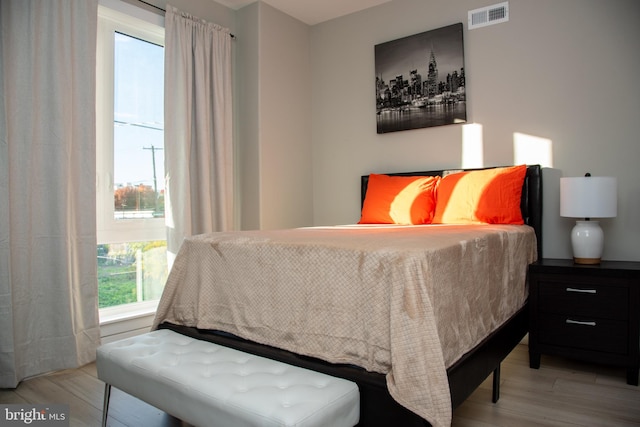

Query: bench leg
492;365;500;403
102;383;111;427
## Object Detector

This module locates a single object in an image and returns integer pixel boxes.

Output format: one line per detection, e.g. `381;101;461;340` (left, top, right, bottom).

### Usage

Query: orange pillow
359;174;440;225
432;165;526;224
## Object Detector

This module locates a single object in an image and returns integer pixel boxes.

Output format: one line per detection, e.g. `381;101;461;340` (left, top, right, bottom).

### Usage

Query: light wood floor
1;344;638;426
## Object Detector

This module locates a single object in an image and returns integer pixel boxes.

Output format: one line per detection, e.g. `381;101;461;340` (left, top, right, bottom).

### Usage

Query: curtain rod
136;0;236;39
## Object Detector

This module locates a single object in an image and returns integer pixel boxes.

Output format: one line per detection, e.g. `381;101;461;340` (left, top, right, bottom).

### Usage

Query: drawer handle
566;287;596;294
566;319;597;327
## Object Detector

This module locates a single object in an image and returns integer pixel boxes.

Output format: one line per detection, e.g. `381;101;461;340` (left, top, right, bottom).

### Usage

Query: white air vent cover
468;2;509;29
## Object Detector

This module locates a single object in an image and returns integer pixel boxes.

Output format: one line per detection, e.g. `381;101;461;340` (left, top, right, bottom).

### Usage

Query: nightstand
528;258;640;385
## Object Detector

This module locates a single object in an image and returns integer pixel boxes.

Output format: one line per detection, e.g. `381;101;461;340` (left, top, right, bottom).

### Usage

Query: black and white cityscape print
375;23;466;133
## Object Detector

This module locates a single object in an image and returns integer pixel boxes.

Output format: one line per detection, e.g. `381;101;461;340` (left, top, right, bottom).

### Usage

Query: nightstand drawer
529;259;640;385
538;281;628;320
539;313;628;354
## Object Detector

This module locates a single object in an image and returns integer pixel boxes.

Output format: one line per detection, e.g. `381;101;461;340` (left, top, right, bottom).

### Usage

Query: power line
114;120;163;131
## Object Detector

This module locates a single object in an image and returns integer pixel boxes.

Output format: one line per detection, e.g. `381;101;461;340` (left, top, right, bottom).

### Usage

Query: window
96;6;166;319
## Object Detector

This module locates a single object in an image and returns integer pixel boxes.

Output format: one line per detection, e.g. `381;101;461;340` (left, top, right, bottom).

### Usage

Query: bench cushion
97;329;360;427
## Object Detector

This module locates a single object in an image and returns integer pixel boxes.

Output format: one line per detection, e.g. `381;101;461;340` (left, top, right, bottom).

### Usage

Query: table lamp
560;173;617;264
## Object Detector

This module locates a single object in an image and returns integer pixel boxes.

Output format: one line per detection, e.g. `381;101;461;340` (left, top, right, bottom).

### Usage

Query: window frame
97;6;165;244
96;5;166;321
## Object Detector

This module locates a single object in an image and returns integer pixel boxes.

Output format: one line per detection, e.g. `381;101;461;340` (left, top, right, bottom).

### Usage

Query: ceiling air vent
468;2;509;29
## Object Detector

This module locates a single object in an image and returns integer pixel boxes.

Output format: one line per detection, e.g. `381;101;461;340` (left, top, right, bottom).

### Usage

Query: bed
154;164;542;427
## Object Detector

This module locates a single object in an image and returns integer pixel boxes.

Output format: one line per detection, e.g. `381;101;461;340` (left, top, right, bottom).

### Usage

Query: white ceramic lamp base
571;220;604;264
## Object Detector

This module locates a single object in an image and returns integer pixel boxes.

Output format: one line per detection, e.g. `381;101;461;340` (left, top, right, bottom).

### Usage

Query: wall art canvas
375;23;466;133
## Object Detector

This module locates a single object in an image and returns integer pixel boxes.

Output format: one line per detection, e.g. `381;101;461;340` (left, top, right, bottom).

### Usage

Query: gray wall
127;0;235;27
157;0;639;262
309;0;640;261
237;2;313;231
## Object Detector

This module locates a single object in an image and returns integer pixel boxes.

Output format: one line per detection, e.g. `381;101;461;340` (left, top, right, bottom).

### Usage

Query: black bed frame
160;165;542;427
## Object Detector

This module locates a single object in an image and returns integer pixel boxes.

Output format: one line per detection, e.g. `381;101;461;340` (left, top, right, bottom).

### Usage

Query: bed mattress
153;224;537;427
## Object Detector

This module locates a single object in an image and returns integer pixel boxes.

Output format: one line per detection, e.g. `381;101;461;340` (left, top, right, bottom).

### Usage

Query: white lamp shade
560;176;617;218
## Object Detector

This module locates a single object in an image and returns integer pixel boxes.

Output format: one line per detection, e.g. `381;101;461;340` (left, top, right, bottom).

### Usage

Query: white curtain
0;0;100;388
164;5;234;259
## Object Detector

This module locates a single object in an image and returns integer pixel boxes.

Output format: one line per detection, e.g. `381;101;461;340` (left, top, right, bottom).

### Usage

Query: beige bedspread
153;224;537;427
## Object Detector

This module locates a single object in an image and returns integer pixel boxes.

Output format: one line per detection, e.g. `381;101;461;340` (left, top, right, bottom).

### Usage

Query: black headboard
361;165;543;258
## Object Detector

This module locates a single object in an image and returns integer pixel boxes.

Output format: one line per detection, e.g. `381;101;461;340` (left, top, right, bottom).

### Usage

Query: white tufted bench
96;329;360;427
